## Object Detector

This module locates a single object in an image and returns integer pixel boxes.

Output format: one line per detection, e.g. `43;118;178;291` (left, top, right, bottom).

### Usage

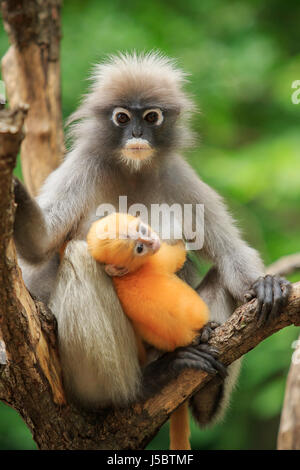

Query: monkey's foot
244;275;291;327
168;343;227;379
196;321;221;344
141;343;227;399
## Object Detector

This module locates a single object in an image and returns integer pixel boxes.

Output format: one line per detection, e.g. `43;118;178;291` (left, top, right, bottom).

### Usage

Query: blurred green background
0;0;299;450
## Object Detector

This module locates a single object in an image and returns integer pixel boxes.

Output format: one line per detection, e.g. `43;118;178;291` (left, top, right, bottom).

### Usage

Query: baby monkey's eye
135;243;144;254
143;108;163;125
112;107;131;126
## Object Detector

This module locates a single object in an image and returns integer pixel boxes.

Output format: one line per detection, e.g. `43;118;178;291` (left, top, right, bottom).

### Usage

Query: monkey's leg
190;266;241;427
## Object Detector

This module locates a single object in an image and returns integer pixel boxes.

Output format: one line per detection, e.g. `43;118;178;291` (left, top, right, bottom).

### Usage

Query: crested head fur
69;51;195;118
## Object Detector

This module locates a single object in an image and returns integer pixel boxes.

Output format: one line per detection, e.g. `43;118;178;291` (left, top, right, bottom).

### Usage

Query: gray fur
19;255;60;304
14;52;265;424
49;241;141;408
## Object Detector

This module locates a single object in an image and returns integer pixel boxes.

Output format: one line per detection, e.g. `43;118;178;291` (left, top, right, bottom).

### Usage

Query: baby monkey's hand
105;265;129;277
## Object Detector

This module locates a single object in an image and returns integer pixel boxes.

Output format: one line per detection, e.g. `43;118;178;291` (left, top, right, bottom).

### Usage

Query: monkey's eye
112;107;131;126
135;243;144;255
143;108;163;126
145;112;158;123
117;113;130;124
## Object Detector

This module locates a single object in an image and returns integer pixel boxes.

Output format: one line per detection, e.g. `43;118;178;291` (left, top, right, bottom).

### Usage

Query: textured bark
277;336;300;449
1;0;64;195
0;108;300;450
0;106;66;446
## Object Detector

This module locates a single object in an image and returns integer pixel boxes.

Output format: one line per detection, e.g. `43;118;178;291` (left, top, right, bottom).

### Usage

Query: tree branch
1;0;64;195
266;253;300;278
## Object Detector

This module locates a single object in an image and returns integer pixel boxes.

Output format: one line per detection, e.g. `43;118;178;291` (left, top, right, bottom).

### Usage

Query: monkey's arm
14;154;89;264
13;177;76;264
13;178;54;263
151;241;186;273
165;158;290;319
196;181;291;317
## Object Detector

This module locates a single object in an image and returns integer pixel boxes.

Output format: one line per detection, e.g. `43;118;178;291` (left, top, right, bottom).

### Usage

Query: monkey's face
131;220;161;259
69;53;195;168
87;214;161;273
107;103;179;169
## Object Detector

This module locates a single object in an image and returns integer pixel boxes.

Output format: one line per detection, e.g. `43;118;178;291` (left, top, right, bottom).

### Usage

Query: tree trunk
277;335;300;449
1;0;64;195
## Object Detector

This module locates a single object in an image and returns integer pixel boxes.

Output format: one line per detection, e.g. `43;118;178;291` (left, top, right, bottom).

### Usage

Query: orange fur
87;213;210;450
113;256;209;351
170;402;191;450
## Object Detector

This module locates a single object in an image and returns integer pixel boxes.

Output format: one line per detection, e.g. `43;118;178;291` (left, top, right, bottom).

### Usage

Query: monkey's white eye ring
143;108;163;125
112;107;131;126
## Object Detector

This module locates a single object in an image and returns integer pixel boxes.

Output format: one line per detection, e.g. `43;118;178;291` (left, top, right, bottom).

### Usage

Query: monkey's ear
105;265;129;277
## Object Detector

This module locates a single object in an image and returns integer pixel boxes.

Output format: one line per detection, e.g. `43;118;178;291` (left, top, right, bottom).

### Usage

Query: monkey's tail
169;401;191;450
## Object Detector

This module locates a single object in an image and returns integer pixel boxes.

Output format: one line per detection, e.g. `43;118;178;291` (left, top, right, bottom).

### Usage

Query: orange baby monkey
87;212;210;450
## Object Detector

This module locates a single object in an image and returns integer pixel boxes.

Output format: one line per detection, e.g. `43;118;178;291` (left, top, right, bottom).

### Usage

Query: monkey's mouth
121;138;154;161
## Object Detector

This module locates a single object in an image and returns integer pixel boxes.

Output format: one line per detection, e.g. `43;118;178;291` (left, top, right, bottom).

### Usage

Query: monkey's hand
13;176;29;205
141;342;227;399
244;275;291;327
105;265;129;277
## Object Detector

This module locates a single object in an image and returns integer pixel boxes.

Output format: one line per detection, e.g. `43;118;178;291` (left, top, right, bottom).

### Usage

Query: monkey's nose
132;127;143;138
139;236;161;254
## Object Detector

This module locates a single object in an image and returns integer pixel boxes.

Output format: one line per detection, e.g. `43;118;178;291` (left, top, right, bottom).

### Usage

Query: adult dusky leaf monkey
13;52;291;432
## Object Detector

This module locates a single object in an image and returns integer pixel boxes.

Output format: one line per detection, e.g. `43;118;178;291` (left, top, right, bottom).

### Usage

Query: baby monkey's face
106;219;161;276
131;220;161;258
87;214;161;277
103;218;161;277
